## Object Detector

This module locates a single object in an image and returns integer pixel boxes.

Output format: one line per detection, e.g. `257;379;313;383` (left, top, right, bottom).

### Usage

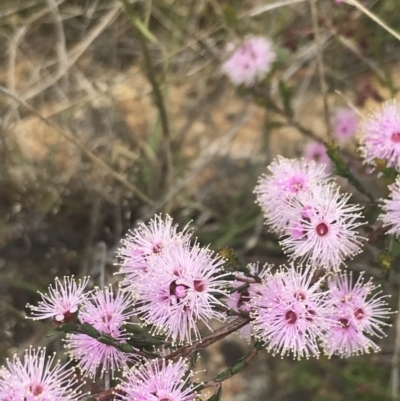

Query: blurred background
1;0;400;400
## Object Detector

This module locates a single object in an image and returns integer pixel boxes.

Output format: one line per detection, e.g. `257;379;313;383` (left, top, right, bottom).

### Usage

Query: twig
308;0;331;137
91;317;251;401
344;0;400;42
0;85;153;205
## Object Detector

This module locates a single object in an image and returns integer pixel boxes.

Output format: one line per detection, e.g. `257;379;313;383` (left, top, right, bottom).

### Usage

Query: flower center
285;310;297;324
392;132;400;143
170;281;189;300
193;279;207;292
316;222;328;236
354;307;364;320
152;243;163;254
339;318;350;328
29;384;44;396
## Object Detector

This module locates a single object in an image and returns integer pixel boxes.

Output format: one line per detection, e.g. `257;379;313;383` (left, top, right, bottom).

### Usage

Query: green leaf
81;322;100;338
58;323;77;333
97;336;116;346
116;343;136;353
325;142;374;202
214;368;233;382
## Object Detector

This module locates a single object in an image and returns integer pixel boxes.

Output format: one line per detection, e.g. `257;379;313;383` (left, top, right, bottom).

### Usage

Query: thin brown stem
308;0;331;138
91;317;251;401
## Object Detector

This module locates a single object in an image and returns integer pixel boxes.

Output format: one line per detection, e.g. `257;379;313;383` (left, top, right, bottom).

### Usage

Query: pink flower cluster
65;286;136;378
0;347;84;400
118;358;198;401
222;37;275;87
117;215;229;344
255;156;365;270
250;265;390;359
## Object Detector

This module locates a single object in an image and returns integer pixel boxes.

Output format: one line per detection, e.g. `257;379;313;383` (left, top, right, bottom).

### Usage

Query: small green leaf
117;343;136;353
97;336;115;346
214;368;233;382
81;322;100;338
231;360;246;375
58;323;77;333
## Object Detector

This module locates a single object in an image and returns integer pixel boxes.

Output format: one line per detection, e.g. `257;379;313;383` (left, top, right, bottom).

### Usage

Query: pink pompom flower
254;156;330;233
380;177;400;237
303;142;332;171
0;347;84;400
117;214;192;289
322;272;392;357
250;264;332;359
65;286;137;378
222;37;276;87
331;107;358;139
133;243;229;344
281;184;365;270
118;358;199;401
360;99;400;170
26;276;89;323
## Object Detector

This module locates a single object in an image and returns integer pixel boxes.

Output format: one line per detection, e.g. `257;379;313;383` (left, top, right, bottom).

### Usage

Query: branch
90;317;251;401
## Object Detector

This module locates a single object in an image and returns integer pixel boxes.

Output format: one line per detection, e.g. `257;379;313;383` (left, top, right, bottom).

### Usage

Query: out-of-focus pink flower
118;358;199;401
26;276;89;323
281;184;365;270
0;347;84;400
360;99;400;171
303;142;332;171
255;156;330;233
250;264;331;359
117;215;192;289
133;243;229;344
323;272;392;356
222;37;275;86
380;177;400;237
65;287;137;378
331;108;358;139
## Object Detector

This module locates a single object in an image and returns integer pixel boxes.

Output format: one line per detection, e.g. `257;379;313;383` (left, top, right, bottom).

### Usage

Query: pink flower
222;37;275;87
380;177;400;237
26;276;89;323
360;99;400;171
254;156;330;233
322;272;392;357
117;215;192;288
331;108;358;139
281;184;365;270
303;142;332;171
0;347;84;400
250;264;331;359
118;358;199;401
133;243;229;344
65;287;137;378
